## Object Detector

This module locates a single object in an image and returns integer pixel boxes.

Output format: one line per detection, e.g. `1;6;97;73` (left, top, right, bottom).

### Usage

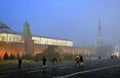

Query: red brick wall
0;42;95;59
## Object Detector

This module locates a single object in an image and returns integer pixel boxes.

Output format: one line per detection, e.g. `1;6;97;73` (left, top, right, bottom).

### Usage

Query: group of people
17;56;47;69
41;55;84;68
17;55;84;69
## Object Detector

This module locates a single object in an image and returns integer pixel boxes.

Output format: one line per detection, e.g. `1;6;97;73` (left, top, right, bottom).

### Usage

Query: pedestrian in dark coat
80;55;84;66
80;55;83;62
18;58;22;69
42;56;47;69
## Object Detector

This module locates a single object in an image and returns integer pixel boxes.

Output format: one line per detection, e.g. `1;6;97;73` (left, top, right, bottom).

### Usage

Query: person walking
42;56;47;69
18;58;22;69
75;56;80;67
79;55;84;67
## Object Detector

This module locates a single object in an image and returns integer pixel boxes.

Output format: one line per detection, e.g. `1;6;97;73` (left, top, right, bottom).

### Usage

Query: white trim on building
0;33;73;46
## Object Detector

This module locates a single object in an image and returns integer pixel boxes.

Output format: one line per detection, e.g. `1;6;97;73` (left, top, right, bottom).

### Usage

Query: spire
98;20;101;31
22;21;32;40
98;20;102;37
96;19;103;47
24;21;30;27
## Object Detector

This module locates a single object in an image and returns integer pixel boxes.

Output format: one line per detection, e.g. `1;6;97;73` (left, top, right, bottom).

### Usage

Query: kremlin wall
0;21;95;59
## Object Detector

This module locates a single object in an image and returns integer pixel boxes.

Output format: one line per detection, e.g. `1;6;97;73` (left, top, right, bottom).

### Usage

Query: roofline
0;32;73;41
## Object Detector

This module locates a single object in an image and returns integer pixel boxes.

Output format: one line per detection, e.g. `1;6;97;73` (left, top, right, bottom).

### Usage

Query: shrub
3;52;9;60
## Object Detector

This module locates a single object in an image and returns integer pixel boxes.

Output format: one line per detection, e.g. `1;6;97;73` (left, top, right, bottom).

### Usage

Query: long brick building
0;21;95;59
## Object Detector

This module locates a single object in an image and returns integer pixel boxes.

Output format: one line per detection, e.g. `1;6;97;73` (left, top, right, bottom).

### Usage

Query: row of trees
3;52;33;60
2;45;63;61
3;52;20;60
2;45;88;61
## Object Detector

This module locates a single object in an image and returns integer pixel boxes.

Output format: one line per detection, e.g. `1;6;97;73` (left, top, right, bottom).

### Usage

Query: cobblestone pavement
0;59;120;78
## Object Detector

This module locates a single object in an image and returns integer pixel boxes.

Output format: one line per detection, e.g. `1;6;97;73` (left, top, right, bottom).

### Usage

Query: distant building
95;20;112;58
0;21;73;46
114;45;120;53
0;21;95;59
113;44;120;57
95;20;105;57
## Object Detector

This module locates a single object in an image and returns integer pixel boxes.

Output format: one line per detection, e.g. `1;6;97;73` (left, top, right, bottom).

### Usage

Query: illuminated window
16;38;18;42
9;37;11;41
13;37;15;41
1;36;6;41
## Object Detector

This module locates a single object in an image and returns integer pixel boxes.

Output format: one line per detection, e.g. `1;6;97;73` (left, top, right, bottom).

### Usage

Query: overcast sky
0;0;120;46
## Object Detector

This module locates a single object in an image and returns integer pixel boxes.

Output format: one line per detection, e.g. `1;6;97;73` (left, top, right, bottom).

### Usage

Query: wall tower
22;22;34;56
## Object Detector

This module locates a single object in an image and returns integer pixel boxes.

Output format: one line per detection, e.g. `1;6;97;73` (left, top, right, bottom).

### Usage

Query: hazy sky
0;0;120;46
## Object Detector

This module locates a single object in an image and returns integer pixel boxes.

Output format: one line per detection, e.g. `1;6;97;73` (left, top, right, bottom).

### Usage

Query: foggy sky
0;0;120;46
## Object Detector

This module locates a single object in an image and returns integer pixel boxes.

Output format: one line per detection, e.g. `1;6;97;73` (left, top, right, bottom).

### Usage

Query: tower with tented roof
22;21;34;57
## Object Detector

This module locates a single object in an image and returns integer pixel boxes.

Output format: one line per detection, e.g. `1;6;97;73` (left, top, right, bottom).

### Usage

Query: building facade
0;21;95;59
0;22;73;46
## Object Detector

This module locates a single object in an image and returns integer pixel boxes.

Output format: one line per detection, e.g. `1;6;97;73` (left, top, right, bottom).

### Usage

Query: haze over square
0;0;120;46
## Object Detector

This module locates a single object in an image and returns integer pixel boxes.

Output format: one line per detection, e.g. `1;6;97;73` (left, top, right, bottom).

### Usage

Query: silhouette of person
80;55;83;62
18;58;22;69
42;56;47;69
75;56;80;67
79;55;84;66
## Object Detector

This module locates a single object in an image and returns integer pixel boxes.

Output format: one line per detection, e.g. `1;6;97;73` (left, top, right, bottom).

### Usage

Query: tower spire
98;20;101;31
22;21;34;56
96;20;103;47
22;21;32;40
